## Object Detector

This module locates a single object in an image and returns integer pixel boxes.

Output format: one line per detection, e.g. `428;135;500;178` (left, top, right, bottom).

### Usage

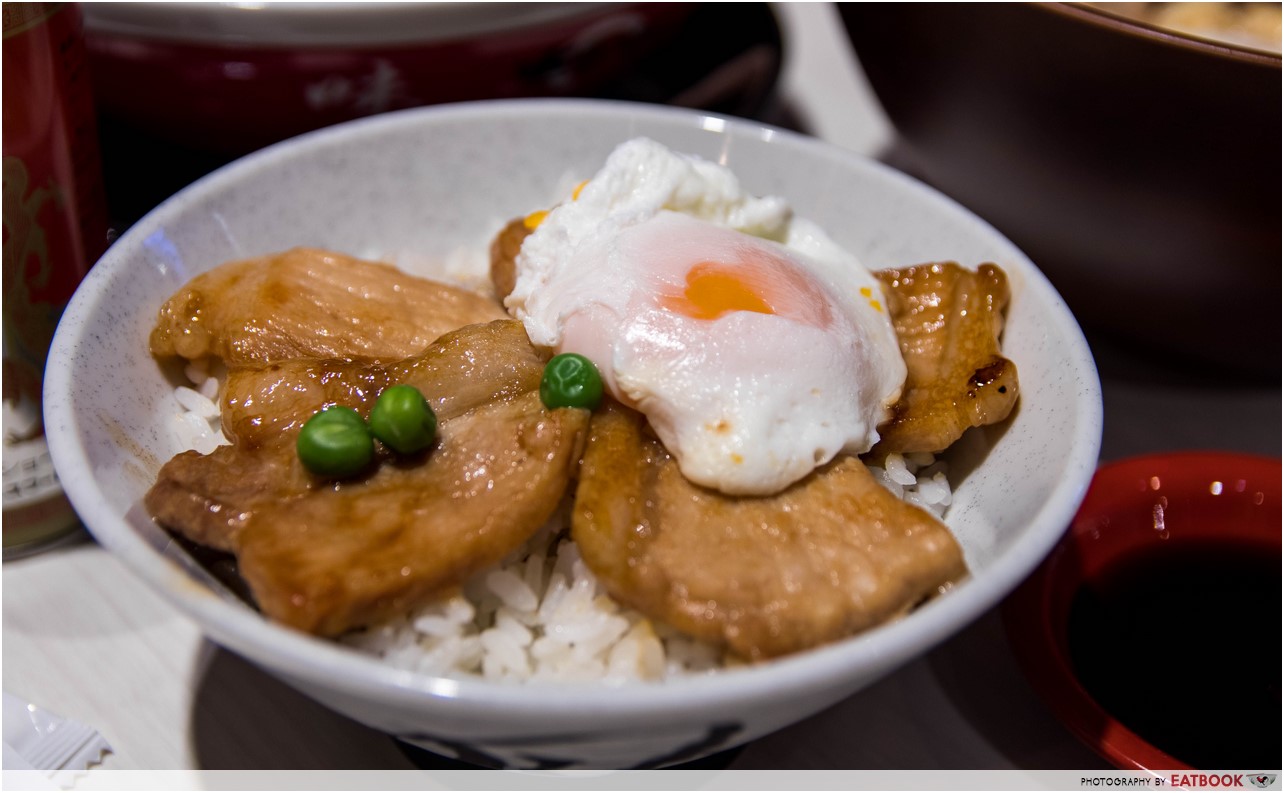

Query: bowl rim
1051;2;1282;65
1002;450;1283;771
45;97;1104;719
80;1;637;48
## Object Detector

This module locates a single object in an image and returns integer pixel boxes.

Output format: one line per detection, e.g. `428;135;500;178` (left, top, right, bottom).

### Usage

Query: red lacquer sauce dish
1003;452;1281;771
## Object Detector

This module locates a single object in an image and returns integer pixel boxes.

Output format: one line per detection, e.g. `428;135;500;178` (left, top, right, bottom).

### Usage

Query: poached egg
506;138;906;496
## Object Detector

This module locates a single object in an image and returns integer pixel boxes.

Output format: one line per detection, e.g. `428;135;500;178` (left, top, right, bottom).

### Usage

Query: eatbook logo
1248;774;1276;789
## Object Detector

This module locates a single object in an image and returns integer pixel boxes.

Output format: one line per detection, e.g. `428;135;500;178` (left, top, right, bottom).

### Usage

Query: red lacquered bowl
1003;452;1282;771
83;2;694;153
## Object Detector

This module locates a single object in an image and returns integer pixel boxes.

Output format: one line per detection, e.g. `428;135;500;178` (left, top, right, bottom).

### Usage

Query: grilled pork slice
218;319;547;448
572;401;967;660
489;216;532;304
150;247;507;365
871;262;1019;456
151;319;546;545
146;321;588;637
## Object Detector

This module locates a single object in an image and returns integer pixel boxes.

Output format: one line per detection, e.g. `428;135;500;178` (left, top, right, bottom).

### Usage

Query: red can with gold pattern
3;2;108;554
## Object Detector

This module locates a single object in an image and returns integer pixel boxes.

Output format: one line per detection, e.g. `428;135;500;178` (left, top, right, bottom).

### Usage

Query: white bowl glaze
44;99;1102;769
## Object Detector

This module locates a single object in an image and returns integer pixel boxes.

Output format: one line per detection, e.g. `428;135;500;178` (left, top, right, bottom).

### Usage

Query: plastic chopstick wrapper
3;692;111;788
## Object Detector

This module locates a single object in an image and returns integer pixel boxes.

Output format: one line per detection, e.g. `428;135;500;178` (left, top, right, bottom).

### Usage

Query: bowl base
394;736;745;771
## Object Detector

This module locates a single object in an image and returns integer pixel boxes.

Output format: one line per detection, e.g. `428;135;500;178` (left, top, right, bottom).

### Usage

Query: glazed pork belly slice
489;216;532;304
150;247;508;365
871;262;1019;457
571;401;967;661
146;321;589;637
217;319;549;448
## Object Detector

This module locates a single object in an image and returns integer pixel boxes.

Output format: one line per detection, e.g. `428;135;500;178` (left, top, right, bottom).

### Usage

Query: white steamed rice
340;506;734;683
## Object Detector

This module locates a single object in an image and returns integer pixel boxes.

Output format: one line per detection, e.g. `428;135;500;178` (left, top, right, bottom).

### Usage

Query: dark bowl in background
840;3;1281;377
82;2;697;154
81;2;784;232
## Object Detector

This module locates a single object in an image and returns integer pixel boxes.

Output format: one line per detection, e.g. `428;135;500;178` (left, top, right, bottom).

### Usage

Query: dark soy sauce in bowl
1067;540;1282;770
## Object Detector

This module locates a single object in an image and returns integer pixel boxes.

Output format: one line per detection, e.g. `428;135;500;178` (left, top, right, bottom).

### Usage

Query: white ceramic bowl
44;99;1102;769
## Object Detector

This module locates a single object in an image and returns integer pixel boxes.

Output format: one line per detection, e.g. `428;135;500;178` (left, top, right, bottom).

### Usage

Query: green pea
540;353;603;410
296;405;374;478
369;384;437;454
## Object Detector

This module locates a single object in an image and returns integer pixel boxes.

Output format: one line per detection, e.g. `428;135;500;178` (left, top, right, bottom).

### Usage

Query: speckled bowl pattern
44;99;1103;770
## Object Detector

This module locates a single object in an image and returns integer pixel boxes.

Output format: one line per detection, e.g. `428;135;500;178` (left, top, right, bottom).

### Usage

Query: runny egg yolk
657;251;834;328
660;262;776;321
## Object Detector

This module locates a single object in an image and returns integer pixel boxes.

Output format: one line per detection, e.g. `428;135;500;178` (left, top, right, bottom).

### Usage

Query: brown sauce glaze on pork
489;217;532;305
571;401;967;661
150;247;507;365
871;262;1019;457
147;319;588;637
